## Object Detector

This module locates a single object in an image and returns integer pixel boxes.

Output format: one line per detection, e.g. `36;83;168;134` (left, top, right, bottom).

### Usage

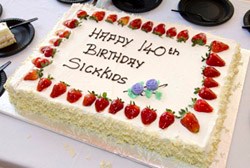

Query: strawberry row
23;72;201;133
62;9;231;49
190;41;229;113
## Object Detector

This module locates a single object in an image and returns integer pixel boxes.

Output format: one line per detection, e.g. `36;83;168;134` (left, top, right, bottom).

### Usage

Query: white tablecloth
0;0;250;167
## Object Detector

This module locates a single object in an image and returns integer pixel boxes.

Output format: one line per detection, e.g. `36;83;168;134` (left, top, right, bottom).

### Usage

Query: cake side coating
5;4;241;167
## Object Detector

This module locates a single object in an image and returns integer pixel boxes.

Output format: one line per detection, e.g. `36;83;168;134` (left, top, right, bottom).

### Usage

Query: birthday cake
5;4;241;168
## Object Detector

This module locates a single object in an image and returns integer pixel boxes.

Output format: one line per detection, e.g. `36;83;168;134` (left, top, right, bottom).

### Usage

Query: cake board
0;49;249;168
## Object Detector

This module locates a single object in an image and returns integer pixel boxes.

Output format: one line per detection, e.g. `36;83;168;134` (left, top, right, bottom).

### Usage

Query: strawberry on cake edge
5;4;242;168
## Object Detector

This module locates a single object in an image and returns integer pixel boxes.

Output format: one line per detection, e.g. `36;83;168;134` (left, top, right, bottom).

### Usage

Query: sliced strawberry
203;77;219;88
141;107;157;125
32;57;51;68
50;81;69;98
177;30;189;42
179;109;200;133
159;109;175;129
95;92;110;112
40;46;56;57
50;38;62;47
124;102;140;119
153;23;165;36
90;11;105;22
118;16;130;26
109;98;124;114
206;53;225;67
63;19;79;29
67;89;82;103
24;69;43;81
37;75;53;92
191;33;207;46
141;21;153;33
210;40;229;53
203;66;220;77
128;18;142;30
105;14;117;23
166;27;177;38
195;87;217;100
56;30;71;39
77;10;88;20
82;91;96;106
193;98;213;113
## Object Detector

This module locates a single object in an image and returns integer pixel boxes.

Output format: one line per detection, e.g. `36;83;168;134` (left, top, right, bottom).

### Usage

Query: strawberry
191;33;207;46
63;19;79;29
179;109;200;133
40;46;56;57
82;91;96;106
195;87;217;100
67;89;82;103
203;66;220;77
210;40;229;53
177;30;189;42
32;57;51;68
141;21;153;33
153;23;165;36
128;18;142;30
166;27;177;38
206;53;225;67
24;69;43;80
192;98;213;113
50;81;69;98
95;92;110;112
118;16;130;26
203;77;219;88
37;75;53;92
105;14;117;23
50;38;62;47
159;109;175;129
77;10;88;20
90;11;105;22
124;102;140;119
56;30;71;39
109;98;124;114
141;107;157;125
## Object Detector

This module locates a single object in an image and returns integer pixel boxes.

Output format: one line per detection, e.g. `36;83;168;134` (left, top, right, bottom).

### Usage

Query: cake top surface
7;4;239;148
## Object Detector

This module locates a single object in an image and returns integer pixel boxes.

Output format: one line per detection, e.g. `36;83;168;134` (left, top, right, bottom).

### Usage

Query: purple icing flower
131;82;144;95
146;79;158;91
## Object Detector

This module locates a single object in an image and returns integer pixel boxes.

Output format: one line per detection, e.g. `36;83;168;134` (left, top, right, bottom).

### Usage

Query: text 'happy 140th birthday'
63;27;180;84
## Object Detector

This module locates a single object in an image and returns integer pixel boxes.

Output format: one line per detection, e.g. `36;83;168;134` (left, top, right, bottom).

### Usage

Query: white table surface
0;0;250;167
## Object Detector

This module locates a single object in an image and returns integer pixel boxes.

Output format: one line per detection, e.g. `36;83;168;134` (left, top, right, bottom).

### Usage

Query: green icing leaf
155;91;162;100
128;89;138;99
145;89;152;98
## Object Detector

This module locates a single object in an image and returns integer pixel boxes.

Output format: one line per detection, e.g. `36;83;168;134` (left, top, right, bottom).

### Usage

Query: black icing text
62;58;128;84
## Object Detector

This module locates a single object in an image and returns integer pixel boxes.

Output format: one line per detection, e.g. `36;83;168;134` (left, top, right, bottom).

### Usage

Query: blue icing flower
131;82;144;95
146;79;158;91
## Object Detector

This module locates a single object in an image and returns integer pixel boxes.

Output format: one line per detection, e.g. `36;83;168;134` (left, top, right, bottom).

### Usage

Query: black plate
0;18;35;57
0;4;2;17
0;70;7;97
112;0;162;13
243;10;250;32
57;0;91;4
178;0;234;26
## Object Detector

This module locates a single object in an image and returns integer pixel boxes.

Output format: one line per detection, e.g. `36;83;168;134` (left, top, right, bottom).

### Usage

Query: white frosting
7;4;239;150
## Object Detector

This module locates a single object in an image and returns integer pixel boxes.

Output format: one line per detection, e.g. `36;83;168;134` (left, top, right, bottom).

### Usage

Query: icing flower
132;82;144;95
146;79;158;90
124;79;168;100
